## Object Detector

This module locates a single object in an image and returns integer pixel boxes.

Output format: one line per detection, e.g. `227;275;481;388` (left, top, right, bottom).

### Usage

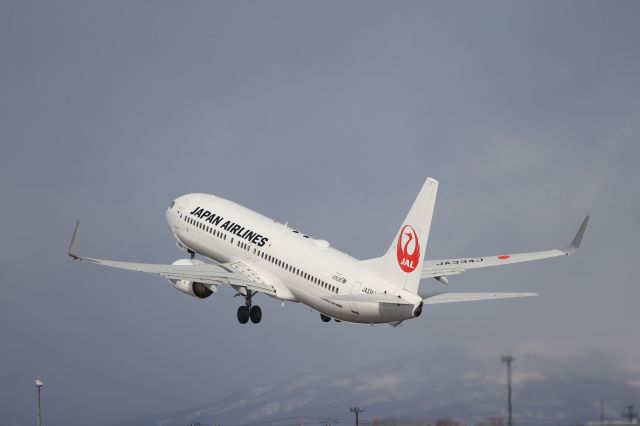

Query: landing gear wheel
320;314;331;323
237;306;250;324
249;306;262;324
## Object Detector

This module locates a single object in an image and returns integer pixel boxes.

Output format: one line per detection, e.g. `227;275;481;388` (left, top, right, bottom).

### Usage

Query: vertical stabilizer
362;178;438;294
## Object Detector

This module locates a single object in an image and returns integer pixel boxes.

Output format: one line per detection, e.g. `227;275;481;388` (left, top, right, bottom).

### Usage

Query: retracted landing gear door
349;281;362;314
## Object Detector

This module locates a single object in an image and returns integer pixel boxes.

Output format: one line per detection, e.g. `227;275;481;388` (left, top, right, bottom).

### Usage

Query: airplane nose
166;199;177;226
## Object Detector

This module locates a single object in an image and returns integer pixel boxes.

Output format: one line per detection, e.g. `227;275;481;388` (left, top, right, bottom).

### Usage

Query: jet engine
168;259;214;299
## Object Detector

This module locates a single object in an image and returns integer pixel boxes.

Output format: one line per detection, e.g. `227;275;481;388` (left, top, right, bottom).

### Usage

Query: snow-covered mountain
111;351;640;426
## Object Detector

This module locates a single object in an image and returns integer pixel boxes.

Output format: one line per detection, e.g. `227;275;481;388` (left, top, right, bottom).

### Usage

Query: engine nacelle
168;259;215;299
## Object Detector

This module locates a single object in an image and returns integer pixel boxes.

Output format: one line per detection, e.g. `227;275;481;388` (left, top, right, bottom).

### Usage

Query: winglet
562;215;590;255
68;221;81;260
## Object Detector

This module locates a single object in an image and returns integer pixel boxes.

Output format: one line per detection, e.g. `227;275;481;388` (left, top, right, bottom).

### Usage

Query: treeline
363;417;505;426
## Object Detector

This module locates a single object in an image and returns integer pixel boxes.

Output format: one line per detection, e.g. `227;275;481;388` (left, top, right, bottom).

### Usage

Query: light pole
34;377;44;426
501;356;514;426
349;406;363;426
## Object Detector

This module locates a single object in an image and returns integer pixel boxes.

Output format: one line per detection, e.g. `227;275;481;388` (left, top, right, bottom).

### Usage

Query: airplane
68;178;589;326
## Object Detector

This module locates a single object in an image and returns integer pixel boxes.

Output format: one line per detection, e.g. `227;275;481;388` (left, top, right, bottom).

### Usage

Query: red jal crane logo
396;225;420;272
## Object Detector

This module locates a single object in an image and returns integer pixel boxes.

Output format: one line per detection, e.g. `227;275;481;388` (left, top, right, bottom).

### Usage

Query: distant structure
622;405;637;423
350;406;364;426
501;355;514;426
34;377;44;426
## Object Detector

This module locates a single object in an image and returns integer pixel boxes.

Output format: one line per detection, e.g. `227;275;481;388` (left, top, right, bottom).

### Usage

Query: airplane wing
67;222;277;296
422;216;589;280
421;292;537;304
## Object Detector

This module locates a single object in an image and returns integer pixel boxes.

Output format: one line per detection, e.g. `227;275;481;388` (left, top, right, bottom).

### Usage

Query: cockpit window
169;200;175;209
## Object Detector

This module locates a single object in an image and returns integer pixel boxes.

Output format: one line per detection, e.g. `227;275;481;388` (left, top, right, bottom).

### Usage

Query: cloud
1;2;640;426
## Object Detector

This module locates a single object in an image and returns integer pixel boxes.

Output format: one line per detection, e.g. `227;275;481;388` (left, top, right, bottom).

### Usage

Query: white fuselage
165;194;422;324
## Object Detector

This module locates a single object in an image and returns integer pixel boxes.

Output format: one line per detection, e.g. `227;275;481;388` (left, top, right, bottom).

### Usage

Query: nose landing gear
237;291;262;324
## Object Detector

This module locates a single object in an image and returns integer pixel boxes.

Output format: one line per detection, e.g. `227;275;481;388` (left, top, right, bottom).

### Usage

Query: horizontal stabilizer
421;292;537;304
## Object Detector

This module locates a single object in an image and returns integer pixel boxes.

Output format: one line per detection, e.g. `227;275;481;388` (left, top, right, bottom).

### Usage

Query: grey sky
1;1;639;425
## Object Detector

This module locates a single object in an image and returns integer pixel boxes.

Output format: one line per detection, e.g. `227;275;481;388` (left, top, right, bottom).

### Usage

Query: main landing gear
237;291;262;324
